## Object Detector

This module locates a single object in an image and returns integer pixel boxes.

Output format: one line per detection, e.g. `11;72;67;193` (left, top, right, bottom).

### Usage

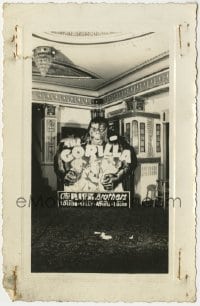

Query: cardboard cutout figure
54;117;137;193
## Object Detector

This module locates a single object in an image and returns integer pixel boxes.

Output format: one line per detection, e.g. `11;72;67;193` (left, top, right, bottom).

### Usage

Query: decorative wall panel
147;118;154;157
42;118;57;164
103;70;169;104
33;90;94;107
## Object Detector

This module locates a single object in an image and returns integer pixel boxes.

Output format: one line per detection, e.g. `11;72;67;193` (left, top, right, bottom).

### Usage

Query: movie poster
55;117;136;208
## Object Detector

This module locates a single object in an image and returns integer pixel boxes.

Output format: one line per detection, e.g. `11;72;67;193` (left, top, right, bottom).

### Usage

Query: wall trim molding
32;90;95;108
102;69;169;105
107;111;160;120
32;69;169;108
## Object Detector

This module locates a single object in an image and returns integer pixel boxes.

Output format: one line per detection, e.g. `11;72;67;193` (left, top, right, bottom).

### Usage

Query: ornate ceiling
32;31;169;91
33;31;154;45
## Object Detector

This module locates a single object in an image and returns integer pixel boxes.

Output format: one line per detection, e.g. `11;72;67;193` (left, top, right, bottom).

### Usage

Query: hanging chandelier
33;46;56;77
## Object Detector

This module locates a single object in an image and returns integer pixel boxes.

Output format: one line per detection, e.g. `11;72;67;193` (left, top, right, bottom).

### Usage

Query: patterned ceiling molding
103;70;169;104
32;69;169;107
50;31;118;37
33;32;154;46
32;90;94;107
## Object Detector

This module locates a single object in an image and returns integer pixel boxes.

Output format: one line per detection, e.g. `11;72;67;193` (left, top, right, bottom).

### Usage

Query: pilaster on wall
41;105;57;164
40;104;58;190
91;98;105;118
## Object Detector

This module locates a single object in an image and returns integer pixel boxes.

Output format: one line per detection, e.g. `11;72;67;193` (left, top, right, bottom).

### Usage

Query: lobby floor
31;205;168;273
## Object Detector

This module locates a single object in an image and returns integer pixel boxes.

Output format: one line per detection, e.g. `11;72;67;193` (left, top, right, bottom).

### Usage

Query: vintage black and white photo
3;3;196;301
31;30;170;273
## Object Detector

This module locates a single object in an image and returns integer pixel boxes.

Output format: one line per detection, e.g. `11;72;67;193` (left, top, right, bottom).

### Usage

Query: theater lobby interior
31;30;169;273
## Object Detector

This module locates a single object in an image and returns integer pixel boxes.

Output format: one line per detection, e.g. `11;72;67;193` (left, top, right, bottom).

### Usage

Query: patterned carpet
31;207;168;273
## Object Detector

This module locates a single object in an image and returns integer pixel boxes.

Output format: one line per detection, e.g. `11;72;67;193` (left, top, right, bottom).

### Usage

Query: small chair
142;184;157;207
155;179;169;209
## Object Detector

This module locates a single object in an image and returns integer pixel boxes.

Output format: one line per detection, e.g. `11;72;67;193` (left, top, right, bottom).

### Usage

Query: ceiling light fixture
33;46;56;77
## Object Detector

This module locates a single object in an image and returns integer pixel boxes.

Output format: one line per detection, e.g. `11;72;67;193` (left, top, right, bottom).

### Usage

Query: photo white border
1;1;198;300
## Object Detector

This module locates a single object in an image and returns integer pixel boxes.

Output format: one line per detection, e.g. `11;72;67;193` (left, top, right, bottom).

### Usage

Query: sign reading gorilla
54;117;137;192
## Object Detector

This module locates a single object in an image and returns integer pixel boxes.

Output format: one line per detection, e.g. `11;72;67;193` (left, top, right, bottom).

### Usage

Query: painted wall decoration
147;118;154;157
42;118;57;163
